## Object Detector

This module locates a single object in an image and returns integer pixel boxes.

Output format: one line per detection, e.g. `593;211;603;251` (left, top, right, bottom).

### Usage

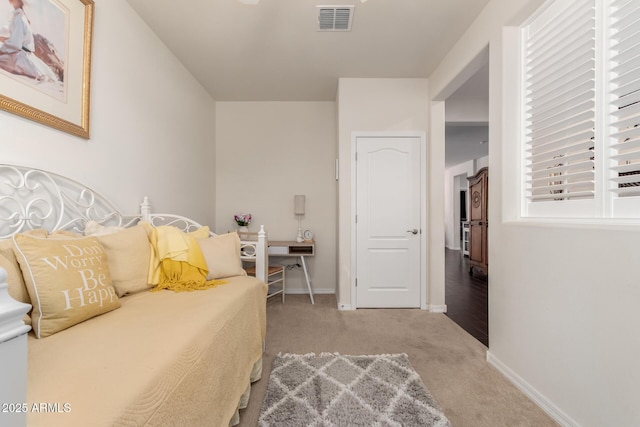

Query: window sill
502;217;640;231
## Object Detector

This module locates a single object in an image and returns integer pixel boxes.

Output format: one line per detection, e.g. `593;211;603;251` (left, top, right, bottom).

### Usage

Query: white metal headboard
139;197;207;232
0;165;139;239
0;164;267;269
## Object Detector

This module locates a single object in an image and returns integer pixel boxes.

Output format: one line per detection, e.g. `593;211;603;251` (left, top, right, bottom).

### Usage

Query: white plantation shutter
608;0;640;215
523;0;596;215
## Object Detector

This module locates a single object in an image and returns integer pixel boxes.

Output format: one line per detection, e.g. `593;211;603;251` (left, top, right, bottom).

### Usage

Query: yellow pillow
12;233;120;338
90;224;153;297
198;232;247;280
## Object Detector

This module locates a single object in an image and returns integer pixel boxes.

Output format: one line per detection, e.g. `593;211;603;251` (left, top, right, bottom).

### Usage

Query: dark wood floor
445;248;489;347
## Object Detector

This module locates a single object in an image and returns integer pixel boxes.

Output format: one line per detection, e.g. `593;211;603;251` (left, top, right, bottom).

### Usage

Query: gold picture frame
0;0;94;139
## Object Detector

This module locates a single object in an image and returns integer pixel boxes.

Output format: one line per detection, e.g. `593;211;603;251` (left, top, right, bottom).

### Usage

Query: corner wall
429;0;640;425
0;0;216;224
337;78;429;309
215;101;337;295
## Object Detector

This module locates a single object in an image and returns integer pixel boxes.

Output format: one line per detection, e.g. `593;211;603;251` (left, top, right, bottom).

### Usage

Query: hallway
445;248;489;346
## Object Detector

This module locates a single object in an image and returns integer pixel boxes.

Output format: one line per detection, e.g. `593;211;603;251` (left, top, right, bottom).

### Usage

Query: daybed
0;165;269;427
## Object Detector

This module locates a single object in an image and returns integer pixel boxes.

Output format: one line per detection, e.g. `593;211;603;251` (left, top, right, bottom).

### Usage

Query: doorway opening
443;59;489;347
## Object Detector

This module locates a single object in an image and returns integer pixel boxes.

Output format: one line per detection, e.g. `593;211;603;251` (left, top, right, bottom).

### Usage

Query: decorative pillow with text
12;233;120;338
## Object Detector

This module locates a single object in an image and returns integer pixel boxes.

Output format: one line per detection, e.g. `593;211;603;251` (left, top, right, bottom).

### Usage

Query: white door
355;136;422;308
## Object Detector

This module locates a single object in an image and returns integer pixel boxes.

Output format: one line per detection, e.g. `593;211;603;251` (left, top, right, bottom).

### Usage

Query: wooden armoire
467;167;488;276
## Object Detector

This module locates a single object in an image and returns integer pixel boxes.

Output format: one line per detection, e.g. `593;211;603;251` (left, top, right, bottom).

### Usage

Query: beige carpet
238;295;557;427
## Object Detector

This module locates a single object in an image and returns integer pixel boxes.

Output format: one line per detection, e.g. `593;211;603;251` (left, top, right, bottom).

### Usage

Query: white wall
336;78;429;309
445;160;471;250
445;98;489;123
430;0;640;425
0;0;216;224
215;102;337;294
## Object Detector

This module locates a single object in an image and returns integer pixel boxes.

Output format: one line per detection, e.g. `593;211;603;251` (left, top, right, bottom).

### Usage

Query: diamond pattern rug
258;353;451;427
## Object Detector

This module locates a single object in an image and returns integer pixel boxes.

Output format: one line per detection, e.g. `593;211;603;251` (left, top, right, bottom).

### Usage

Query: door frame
350;131;428;309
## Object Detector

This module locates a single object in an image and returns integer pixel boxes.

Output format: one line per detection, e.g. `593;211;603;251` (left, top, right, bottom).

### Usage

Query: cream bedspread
26;275;267;426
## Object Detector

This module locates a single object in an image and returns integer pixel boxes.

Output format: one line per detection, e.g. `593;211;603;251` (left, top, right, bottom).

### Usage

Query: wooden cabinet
467;167;488;276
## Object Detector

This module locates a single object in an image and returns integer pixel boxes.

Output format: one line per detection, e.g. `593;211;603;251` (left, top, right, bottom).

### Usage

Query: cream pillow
92;224;152;297
198;232;246;280
83;220;125;236
13;233;120;338
189;226;210;240
0;239;33;325
50;229;83;238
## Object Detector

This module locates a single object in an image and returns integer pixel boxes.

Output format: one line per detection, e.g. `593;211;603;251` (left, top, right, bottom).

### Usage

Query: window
522;0;640;218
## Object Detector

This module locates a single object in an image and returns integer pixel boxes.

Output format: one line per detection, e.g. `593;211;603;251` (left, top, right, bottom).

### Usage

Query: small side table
268;241;315;304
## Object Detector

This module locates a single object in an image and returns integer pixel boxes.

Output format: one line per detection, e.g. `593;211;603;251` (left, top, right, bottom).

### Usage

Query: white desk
268;241;315;304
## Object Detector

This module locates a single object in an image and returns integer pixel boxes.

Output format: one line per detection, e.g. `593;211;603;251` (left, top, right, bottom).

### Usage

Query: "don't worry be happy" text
40;243;116;310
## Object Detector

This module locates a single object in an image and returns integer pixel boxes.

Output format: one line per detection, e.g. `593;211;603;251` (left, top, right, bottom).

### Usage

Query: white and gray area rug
258;353;451;426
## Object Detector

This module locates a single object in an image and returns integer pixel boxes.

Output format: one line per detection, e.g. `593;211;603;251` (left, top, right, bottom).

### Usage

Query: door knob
407;229;419;235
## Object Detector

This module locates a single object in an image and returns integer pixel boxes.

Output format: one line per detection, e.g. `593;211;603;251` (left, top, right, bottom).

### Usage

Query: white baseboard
285;288;335;295
427;304;447;313
487;351;580;427
337;304;447;312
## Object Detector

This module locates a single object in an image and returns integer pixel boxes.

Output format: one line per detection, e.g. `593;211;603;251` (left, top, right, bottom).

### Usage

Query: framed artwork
0;0;94;139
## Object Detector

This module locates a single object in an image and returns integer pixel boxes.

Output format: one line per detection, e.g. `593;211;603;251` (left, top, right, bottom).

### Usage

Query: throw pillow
13;233;120;338
189;226;211;240
92;224;153;297
198;232;247;280
50;229;83;238
83;220;125;236
0;239;33;325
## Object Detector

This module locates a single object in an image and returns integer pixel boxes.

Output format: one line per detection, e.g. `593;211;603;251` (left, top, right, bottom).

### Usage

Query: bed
0;164;268;426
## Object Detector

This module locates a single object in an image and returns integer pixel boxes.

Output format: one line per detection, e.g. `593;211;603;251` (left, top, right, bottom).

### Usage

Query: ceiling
125;0;490;101
445;60;489;168
448;60;489;101
445;125;488;168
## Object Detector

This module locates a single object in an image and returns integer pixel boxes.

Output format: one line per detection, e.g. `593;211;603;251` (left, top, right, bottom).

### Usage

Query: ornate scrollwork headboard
0;164;267;271
0;165;138;239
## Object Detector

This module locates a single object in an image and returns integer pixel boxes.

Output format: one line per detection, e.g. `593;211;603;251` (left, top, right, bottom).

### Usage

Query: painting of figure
0;0;66;100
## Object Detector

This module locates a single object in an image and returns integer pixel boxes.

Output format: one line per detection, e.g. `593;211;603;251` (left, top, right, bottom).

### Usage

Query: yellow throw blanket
141;222;226;292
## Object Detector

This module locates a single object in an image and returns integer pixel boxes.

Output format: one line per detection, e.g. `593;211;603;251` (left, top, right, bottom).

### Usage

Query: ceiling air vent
317;6;354;31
